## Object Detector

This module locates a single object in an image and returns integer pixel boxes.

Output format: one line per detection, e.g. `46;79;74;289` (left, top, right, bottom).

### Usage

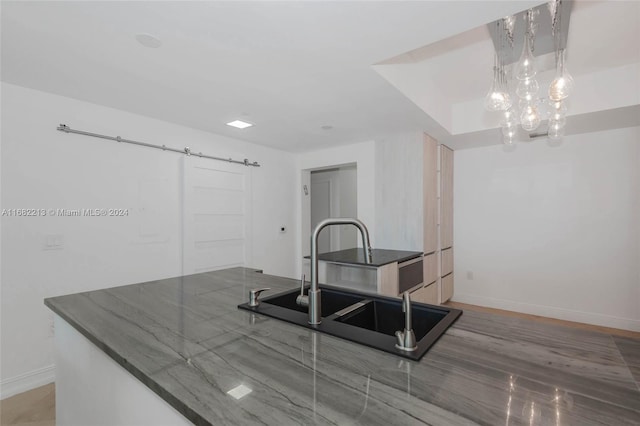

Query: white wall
454;126;640;331
296;141;376;277
310;165;358;251
0;82;297;397
374;132;424;251
296;133;428;276
338;166;358;249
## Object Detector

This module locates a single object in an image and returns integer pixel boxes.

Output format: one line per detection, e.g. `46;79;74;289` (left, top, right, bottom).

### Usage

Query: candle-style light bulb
548;119;566;140
516;10;537;81
516;78;539;99
484;54;511;111
520;103;541;131
549;49;574;101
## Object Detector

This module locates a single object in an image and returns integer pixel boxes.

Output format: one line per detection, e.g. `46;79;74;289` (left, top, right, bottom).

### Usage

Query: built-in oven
398;256;424;294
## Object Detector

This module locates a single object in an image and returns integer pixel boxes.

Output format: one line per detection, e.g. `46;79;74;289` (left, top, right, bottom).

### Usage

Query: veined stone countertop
45;267;640;425
305;248;422;267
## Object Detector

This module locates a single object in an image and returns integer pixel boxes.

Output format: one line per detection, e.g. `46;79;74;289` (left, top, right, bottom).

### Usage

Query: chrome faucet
298;218;372;325
395;291;417;352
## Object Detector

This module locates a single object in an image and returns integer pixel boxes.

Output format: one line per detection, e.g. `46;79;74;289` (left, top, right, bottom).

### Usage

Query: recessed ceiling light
226;120;254;129
135;33;162;49
226;384;252;400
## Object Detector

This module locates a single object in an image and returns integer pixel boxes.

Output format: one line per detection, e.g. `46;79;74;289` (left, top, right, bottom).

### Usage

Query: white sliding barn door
182;157;248;275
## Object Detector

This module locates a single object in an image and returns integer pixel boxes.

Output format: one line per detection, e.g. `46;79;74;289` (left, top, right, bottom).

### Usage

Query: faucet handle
395;330;405;347
299;274;306;296
296;274;309;308
248;288;270;307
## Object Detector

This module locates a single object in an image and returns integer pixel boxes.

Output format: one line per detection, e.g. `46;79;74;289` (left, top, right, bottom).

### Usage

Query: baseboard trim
0;364;55;400
452;293;640;332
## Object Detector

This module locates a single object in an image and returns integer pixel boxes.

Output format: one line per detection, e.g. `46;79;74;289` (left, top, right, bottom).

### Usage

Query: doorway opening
301;163;357;276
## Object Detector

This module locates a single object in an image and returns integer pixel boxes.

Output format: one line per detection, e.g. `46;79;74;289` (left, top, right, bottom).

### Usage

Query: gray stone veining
45;267;640;425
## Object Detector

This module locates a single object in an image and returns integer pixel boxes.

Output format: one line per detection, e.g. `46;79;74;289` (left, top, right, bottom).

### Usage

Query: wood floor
445;301;640;339
0;383;55;426
1;303;637;425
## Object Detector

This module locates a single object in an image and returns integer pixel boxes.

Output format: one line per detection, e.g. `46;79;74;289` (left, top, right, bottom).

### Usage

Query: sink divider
327;300;372;320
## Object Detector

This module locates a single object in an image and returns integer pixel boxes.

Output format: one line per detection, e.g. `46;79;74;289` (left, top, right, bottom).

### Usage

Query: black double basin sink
238;285;462;360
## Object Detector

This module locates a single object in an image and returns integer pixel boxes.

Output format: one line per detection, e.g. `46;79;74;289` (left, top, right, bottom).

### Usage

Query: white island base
54;315;192;426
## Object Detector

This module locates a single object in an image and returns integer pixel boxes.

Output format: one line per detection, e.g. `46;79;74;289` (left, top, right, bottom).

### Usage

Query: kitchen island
45;268;640;425
311;248;422;267
306;248;425;297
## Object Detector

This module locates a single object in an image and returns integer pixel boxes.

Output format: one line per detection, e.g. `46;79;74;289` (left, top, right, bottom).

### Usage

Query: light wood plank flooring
0;383;55;426
446;301;640;339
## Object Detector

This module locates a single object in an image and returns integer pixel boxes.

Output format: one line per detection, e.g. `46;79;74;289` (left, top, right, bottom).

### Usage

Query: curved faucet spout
308;217;372;325
395;291;417;352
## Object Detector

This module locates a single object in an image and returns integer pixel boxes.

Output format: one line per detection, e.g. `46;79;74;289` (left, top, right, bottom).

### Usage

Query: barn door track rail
56;124;260;167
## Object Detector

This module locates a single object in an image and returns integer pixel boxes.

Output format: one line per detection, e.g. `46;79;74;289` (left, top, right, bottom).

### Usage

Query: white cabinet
424;136;454;304
440;145;454;250
441;273;454;303
441;247;453;277
371;132;453;304
410;281;438;305
438;144;454;302
423;252;437;286
423;134;438;254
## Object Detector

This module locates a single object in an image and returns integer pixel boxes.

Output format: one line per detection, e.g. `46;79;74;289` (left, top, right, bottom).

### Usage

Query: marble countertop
305;248;422;267
45;267;640;425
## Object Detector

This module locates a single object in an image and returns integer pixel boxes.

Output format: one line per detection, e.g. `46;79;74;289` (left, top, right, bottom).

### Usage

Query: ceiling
374;0;640;148
1;1;638;152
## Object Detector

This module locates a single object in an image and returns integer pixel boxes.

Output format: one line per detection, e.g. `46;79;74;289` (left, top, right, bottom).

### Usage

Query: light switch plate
43;234;64;250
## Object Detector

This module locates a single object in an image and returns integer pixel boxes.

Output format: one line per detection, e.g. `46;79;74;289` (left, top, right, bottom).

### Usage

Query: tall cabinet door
440;145;454;303
440;145;454;250
423;134;438;254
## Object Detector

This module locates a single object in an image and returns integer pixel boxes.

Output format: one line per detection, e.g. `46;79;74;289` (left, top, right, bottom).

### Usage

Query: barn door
182;156;248;275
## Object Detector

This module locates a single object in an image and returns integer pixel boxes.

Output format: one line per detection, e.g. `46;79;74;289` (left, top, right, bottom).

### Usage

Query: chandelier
484;1;574;145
